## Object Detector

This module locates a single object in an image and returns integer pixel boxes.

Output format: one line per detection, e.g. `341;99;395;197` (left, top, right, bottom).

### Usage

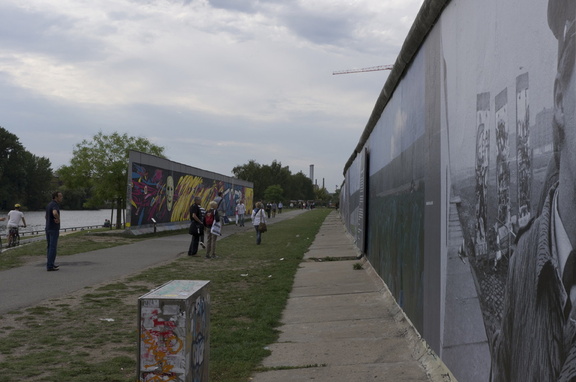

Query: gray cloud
0;4;108;61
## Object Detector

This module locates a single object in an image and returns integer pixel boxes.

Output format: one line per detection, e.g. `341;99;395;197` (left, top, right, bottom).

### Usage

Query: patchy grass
0;208;332;382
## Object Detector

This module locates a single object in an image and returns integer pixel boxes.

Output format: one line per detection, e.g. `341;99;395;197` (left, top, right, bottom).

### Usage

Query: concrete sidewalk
251;211;454;382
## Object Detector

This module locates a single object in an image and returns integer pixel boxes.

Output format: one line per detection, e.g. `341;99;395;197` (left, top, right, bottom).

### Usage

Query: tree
264;184;284;203
0;127;53;210
21;152;53;209
288;171;315;201
314;187;331;205
232;160;265;200
59;131;165;228
232;160;314;202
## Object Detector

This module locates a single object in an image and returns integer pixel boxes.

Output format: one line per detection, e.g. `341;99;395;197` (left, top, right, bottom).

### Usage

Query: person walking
203;200;220;259
7;203;26;246
265;202;272;219
188;196;204;256
251;202;267;245
46;191;63;271
236;200;246;227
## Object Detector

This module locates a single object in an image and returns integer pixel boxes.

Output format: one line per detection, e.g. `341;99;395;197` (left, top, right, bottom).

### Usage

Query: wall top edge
128;150;254;188
343;0;451;176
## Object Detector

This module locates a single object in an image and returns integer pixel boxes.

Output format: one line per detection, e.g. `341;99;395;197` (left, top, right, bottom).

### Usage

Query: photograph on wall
441;0;571;380
365;50;427;333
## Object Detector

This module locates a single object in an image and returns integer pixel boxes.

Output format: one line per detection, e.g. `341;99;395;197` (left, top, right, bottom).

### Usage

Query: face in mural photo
166;176;174;212
491;1;576;380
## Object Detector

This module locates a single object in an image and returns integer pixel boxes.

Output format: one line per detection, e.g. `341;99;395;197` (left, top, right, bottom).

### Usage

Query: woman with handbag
251;201;267;245
203;200;221;259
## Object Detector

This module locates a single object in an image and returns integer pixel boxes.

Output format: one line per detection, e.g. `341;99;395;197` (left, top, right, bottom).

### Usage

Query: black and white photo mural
340;0;575;380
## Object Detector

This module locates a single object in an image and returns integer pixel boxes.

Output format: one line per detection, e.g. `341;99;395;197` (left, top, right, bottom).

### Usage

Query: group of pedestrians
188;195;270;254
188;197;221;259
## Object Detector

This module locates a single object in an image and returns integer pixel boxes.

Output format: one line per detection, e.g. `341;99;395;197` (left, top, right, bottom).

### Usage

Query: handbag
258;209;267;232
211;220;222;236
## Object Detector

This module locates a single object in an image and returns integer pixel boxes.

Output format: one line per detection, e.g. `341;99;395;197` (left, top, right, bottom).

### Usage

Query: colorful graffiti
192;296;207;381
138;281;210;382
129;162;253;227
140;301;187;382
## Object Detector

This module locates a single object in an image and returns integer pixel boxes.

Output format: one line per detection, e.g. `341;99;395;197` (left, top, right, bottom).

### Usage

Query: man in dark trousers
46;191;63;271
188;196;204;256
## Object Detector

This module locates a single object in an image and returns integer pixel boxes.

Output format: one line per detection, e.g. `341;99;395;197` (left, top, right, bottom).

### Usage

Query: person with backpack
188;197;204;256
251;201;267;245
203;200;221;259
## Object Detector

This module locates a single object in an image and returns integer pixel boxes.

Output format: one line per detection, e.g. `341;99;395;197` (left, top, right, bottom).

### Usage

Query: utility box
137;280;210;382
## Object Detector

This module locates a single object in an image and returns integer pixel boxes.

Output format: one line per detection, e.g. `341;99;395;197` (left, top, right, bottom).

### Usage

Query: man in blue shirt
45;191;63;271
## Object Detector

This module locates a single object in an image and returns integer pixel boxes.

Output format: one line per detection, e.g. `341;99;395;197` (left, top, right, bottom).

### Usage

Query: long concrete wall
341;0;567;380
127;150;253;233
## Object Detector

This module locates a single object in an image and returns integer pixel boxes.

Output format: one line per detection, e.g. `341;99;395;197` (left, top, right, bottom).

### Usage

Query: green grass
0;208;332;382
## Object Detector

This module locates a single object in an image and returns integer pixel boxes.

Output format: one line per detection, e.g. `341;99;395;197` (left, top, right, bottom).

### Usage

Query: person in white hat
7;203;26;246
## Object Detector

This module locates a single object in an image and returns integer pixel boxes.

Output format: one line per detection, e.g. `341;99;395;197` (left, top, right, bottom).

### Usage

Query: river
0;209;116;234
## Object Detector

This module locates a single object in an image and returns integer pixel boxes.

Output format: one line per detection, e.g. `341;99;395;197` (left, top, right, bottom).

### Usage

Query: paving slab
250;210;455;382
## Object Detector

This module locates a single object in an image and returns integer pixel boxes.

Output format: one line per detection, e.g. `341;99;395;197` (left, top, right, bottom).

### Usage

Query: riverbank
0;209;115;234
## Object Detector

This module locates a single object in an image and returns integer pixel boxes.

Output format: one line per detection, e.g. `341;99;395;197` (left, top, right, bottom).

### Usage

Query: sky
0;0;424;193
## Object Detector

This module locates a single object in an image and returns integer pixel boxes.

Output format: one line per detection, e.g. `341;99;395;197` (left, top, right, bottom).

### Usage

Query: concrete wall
127;151;253;232
341;0;565;380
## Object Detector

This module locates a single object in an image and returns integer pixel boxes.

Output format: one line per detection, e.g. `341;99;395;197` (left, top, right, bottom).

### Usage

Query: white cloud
0;0;423;192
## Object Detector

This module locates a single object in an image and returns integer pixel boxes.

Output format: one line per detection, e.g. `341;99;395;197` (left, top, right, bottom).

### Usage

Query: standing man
7;204;26;246
45;191;63;272
236;200;246;227
490;1;576;380
214;191;228;224
188;196;204;256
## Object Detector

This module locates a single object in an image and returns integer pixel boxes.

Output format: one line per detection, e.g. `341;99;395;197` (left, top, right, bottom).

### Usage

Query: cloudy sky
0;0;423;193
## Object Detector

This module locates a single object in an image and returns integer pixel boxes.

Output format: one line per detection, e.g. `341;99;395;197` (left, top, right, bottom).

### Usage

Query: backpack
204;210;214;226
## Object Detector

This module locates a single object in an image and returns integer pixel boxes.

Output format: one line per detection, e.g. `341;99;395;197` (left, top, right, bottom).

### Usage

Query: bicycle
7;227;21;248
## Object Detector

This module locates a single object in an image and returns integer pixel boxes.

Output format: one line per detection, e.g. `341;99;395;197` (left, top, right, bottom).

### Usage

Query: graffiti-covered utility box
138;280;210;382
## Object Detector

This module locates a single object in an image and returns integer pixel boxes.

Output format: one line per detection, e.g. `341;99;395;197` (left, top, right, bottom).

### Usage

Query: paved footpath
250;211;455;382
0;209;305;315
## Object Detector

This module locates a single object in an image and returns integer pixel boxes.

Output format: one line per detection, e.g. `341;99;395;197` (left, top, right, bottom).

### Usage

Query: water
0;209;116;234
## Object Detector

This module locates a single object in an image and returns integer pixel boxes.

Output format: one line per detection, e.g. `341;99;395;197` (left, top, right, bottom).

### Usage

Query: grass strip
0;208;331;382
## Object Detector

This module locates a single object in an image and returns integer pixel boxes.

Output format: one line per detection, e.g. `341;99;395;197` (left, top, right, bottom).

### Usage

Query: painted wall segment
127;151;253;229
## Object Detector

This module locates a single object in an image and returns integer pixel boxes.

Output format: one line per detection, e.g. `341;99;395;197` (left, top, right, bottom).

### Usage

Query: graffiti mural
140;300;187;382
128;152;253;228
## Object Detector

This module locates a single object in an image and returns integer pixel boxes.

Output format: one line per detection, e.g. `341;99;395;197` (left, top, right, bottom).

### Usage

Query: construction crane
332;65;393;75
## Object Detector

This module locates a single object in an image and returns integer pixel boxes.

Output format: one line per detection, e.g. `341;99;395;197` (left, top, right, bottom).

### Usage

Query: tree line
232;160;316;203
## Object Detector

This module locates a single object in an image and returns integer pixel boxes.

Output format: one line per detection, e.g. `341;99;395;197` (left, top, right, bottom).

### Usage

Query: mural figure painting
491;0;576;380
